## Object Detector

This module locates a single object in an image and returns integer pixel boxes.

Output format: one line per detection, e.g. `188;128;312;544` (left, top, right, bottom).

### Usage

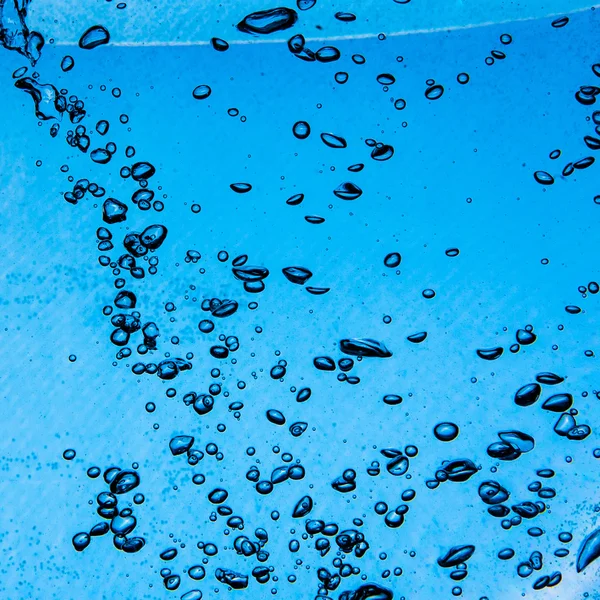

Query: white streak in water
53;4;598;47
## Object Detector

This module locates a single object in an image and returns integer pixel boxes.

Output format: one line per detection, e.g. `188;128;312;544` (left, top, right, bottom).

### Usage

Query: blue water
1;1;600;599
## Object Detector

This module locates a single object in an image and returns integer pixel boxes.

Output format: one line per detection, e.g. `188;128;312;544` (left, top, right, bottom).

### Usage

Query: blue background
1;1;599;599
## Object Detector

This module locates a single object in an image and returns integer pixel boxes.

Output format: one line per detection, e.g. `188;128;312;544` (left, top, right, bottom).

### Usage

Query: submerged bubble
211;37;229;52
542;393;573;412
316;46;341;63
61;55;74;72
407;331;427;343
377;73;396;86
282;266;312;284
321;132;347;149
110;470;140;494
79;25;110;49
292;120;311;139
515;383;542;407
534;171;554;185
434;422;459;442
551;16;569;28
72;532;91;551
425;84;444;100
305;215;325;224
230;182;252;193
237;8;298;35
334;182;362;200
476;347;504;360
192;85;211;100
536;372;564;385
438;545;475;568
384;252;401;268
266;409;286;425
340;338;392;358
371;144;394;161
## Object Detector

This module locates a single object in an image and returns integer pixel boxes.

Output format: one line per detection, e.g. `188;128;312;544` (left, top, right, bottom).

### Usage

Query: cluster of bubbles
3;1;600;599
72;464;145;554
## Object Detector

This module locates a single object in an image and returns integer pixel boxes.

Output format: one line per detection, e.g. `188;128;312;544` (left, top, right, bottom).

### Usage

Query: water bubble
192;85;211;100
386;455;409;476
340;338;392;358
542;393;573;412
377;73;396;86
514;383;542;407
425;84;444;100
110;470;140;495
208;488;228;504
287;33;305;53
87;466;101;478
61;55;74;72
476;347;503;360
282;266;312;284
434;422;459;442
292;495;313;518
384;252;401;268
371;144;394;161
549;149;561;159
286;193;304;206
230;182;252;193
79;25;110;50
382;394;402;406
314;356;336;371
551;16;569;28
14;77;63;120
335;72;349;84
237;8;298;35
334;182;362;200
91;148;111;164
306;286;329;295
321;132;347;149
180;591;202;600
534;171;554;185
12;66;27;78
407;331;427;343
72;532;91;551
574;156;595;170
169;435;194;456
438;545;475;568
211;37;229;52
266;409;286;425
536;372;564;385
316;46;341;63
292;121;311;139
296;388;311;402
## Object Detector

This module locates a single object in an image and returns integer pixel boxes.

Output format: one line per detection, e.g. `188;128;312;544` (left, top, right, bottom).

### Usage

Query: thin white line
54;4;598;47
